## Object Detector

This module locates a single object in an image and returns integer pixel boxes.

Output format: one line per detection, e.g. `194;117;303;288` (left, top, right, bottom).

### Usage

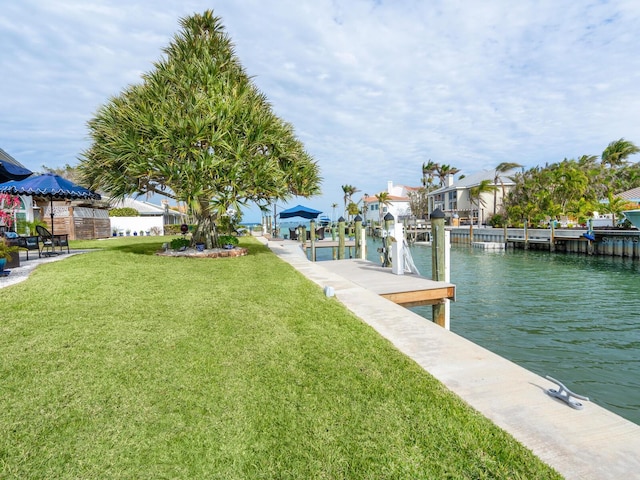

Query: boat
318;216;331;227
622;209;640;229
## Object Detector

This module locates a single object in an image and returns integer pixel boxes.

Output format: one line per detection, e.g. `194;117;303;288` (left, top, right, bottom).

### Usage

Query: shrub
170;237;191;250
218;235;239;246
488;213;506;228
165;224;195;235
109;207;139;217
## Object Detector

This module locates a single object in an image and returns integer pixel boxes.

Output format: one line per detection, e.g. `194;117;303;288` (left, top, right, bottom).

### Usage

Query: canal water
311;238;640;425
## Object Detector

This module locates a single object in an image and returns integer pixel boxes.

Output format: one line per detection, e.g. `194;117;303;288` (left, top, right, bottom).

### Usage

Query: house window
448;191;457;211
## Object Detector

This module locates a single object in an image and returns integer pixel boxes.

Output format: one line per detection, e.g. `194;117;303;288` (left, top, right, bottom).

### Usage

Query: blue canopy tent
0;173;101;239
278;204;323;220
278;204;324;240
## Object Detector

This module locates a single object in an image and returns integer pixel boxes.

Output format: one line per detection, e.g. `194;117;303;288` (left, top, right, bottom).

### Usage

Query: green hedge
164;224;196;235
109;207;139;217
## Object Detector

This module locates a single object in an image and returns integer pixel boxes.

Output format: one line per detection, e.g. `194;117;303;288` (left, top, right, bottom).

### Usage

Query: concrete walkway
262;238;640;480
0;250;88;289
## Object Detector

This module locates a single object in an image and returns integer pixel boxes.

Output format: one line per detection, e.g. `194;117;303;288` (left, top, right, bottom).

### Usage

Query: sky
2;0;640;223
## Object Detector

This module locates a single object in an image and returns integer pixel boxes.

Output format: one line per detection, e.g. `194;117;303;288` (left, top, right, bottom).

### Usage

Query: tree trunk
192;199;218;248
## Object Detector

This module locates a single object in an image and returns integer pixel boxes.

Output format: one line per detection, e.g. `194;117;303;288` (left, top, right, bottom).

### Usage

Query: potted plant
218;235;239;249
0;238;19;275
112;227;118;237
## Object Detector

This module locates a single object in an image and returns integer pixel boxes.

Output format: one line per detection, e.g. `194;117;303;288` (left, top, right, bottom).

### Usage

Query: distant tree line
504;138;640;227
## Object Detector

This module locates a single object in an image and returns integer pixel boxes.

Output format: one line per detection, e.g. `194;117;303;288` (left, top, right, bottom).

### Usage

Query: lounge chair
36;225;69;256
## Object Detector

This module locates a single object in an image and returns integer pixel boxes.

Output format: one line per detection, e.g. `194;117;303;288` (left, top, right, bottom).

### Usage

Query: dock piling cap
430;208;445;219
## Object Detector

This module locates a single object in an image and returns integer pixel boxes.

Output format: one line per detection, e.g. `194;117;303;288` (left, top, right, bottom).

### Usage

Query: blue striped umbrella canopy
0;173;101;237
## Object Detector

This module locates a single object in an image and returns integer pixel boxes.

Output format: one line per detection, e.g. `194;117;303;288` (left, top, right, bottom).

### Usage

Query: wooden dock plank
320;259;455;306
303;240;356;248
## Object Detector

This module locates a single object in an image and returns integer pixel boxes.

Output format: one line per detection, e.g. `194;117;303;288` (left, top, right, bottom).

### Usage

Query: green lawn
0;236;561;479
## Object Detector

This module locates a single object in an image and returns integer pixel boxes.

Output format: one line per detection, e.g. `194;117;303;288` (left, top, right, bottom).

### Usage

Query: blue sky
2;0;639;222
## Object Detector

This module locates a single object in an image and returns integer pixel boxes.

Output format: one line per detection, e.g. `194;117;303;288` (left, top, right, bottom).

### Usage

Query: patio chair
288;227;298;240
316;227;325;240
36;225;70;256
5;233;41;260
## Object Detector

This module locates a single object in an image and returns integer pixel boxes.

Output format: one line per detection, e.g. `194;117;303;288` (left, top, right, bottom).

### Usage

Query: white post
391;222;404;275
359;227;366;259
443;230;451;330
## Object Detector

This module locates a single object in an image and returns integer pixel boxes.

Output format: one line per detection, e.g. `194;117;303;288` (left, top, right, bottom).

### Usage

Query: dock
303;239;356;249
320;258;455;307
270;240;454;307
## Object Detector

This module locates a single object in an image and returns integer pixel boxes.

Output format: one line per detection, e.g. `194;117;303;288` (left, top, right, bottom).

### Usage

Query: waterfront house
363;181;421;225
427;169;518;225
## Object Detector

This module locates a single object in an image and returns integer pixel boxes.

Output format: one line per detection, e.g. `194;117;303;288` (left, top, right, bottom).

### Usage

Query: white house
363;181;421;224
107;196;186;235
427;169;518;225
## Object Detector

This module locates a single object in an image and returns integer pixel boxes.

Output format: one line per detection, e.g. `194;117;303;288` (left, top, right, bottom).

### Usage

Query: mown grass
0;236;561;479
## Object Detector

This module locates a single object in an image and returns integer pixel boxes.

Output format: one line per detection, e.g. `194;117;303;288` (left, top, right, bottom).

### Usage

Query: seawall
449;226;640;258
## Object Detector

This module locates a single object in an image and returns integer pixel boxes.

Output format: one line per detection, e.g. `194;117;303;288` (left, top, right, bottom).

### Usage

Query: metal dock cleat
545;375;590;410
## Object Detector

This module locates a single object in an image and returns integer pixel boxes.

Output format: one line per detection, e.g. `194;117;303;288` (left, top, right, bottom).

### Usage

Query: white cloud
1;0;640;221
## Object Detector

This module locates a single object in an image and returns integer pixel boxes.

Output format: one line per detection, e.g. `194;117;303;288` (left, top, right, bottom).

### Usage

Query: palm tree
331;203;338;224
601;138;640;169
469;180;497;227
600;192;633;227
493;162;522;215
436;164;461;187
360;194;369;224
375;191;392;226
341;184;359;219
421;160;438;188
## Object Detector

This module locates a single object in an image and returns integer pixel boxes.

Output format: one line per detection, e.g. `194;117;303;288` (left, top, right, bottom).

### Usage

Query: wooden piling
354;215;363;259
310;219;316;262
431;208;446;327
338;217;345;260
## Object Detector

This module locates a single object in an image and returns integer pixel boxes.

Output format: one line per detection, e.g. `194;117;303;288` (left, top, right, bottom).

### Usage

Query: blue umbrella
0;173;101;238
279;204;323;220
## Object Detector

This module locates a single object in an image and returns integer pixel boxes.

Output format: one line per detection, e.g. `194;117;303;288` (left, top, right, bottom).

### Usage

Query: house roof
107;196;175;216
430;169;518;194
617;187;640;203
364;194;410;203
